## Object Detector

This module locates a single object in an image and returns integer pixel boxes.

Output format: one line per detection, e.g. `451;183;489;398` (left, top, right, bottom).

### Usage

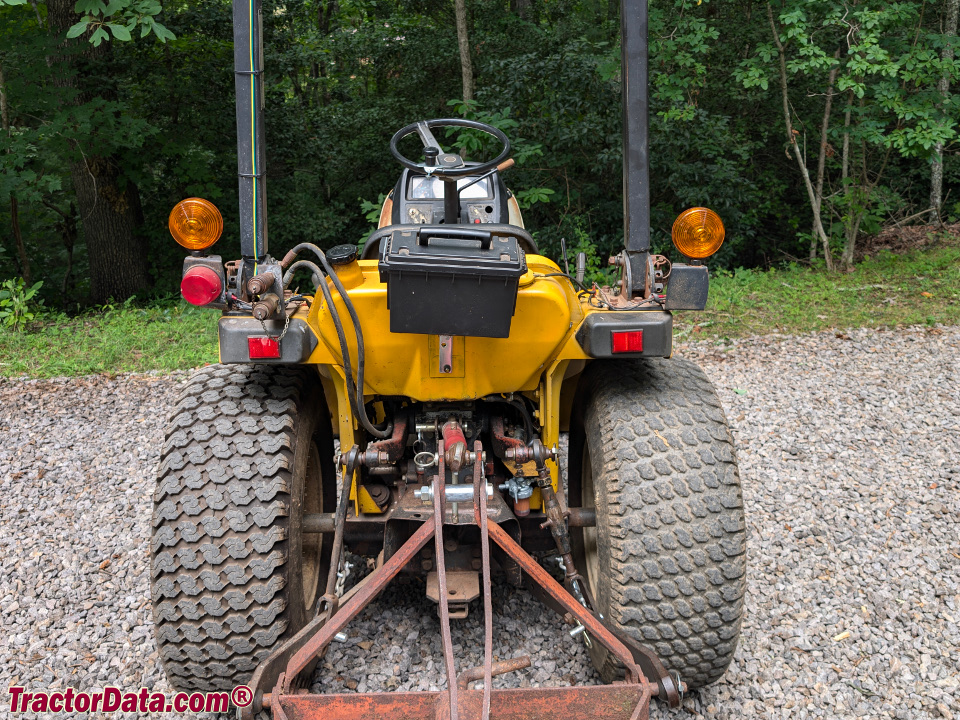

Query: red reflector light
248;336;281;359
611;330;643;353
181;266;223;306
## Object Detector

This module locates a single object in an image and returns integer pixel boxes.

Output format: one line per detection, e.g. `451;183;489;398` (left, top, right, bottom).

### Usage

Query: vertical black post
234;0;268;263
621;0;650;294
443;179;460;225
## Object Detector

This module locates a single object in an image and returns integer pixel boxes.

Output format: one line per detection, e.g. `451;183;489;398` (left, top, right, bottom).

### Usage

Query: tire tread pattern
582;358;746;689
152;364;309;691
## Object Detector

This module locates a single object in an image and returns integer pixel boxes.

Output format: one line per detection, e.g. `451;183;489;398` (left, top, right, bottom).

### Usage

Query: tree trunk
838;90;853;267
9;197;31;285
1;63;31;284
840;125;892;270
841;201;865;269
811;47;841;261
511;0;532;19
454;0;474;103
767;3;833;270
930;0;959;222
28;0;43;26
71;157;149;301
841;89;852;182
318;0;338;34
61;202;77;299
47;0;151;303
841;145;866;271
43;200;78;300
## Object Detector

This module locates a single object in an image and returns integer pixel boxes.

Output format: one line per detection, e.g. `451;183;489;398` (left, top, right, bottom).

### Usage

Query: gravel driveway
1;326;957;719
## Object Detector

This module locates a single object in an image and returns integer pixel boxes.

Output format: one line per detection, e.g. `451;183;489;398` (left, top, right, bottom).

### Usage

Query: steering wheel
389;118;510;179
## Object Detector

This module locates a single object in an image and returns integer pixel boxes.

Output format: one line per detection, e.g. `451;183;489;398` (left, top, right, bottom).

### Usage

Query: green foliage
564;221;614;287
0;0;957;312
732;0;960;262
0;278;44;331
801;1;959;158
514;186;555;209
0;300;217;376
648;0;720;121
677;240;960;339
358;192;387;244
360;194;387;225
65;0;175;45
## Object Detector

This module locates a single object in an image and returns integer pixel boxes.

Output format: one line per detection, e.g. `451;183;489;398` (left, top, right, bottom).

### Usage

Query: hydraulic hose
282;242;391;439
293;258;361;433
481;396;536;443
358;228;394;261
281;260;322;288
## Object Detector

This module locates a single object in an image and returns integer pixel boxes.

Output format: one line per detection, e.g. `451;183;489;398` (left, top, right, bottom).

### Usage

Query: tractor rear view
151;0;746;717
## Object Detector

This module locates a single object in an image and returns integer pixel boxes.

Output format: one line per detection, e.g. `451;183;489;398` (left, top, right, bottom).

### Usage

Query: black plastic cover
663;264;709;311
379;227;527;338
219;316;318;363
575;311;673;358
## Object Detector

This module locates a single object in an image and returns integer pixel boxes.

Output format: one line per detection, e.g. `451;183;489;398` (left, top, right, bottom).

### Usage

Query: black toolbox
378;226;527;338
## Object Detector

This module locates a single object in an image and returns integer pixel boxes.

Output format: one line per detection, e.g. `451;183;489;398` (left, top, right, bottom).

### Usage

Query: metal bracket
438;335;453;374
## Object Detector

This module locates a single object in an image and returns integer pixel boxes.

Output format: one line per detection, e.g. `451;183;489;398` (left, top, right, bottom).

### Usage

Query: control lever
458;158;514;196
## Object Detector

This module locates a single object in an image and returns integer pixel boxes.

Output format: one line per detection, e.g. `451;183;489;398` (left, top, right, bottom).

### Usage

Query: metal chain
335;560;353;597
258;312;291;342
258;298;307;341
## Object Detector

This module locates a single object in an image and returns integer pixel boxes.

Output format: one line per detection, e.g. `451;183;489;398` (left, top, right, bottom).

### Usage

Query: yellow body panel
282;254;607;513
304;255;589;400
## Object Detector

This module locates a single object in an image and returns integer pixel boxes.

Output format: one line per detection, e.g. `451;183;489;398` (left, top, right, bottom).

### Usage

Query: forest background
0;0;958;313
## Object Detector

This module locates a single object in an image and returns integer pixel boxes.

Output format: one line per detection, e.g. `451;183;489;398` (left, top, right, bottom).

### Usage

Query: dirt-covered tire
151;364;335;692
569;358;746;690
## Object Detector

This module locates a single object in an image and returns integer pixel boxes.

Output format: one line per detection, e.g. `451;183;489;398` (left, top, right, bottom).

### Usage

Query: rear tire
152;365;335;691
569;358;746;690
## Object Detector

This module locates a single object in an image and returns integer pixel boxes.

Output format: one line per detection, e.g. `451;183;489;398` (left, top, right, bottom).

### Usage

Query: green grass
1;243;958;378
675;243;960;341
0;302;219;378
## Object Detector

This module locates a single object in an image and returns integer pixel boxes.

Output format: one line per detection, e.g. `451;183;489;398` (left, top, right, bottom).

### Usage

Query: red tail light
181;266;222;306
611;330;643;353
248;336;281;359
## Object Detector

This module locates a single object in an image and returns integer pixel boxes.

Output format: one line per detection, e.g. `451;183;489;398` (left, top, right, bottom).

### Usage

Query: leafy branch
0;0;177;44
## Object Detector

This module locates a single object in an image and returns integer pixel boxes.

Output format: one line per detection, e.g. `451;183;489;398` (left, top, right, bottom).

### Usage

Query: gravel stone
0;325;958;719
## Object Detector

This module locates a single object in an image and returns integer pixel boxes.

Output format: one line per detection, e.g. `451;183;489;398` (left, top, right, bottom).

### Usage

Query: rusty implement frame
243;439;655;720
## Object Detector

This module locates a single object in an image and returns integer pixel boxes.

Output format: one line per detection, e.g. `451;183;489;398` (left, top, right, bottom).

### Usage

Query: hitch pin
569;622;593;648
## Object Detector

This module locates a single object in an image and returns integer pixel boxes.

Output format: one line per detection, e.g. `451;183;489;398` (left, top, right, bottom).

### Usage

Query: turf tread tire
571;358;746;690
151;364;331;692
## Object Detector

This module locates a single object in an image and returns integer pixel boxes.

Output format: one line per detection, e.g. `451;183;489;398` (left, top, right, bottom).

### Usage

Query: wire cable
533;272;593;294
283;242;392;439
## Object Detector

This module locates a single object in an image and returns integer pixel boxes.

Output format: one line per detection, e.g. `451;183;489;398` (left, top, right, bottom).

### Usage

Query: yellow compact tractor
153;0;745;717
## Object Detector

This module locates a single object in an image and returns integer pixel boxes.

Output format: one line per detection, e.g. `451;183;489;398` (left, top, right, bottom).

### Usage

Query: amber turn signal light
169;198;223;251
671;207;724;260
